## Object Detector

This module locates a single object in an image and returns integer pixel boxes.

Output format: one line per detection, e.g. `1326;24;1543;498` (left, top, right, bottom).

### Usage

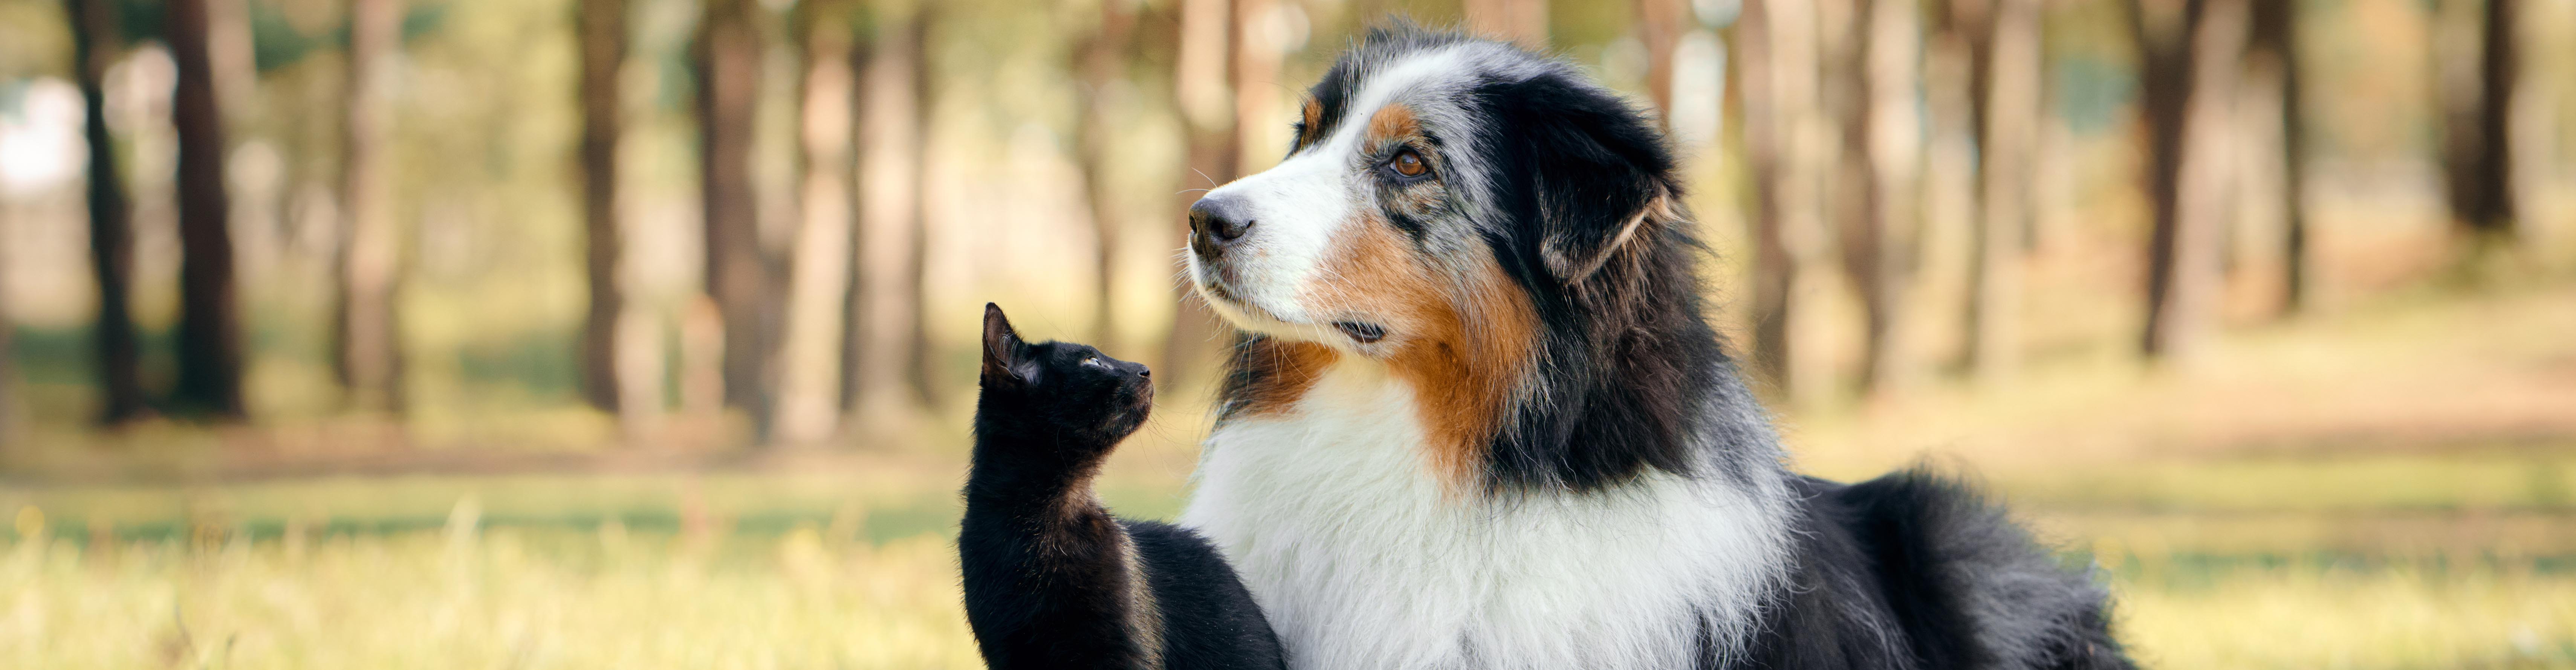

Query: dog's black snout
1189;195;1255;252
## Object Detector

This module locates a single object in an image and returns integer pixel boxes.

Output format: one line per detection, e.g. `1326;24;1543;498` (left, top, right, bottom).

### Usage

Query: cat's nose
1135;365;1150;378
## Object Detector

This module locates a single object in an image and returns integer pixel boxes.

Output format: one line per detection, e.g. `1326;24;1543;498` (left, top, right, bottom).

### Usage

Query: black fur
1095;25;2132;670
960;304;1287;670
1469;64;1722;493
1728;469;2134;669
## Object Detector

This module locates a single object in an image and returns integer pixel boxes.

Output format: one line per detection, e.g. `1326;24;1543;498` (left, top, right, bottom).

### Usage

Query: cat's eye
1083;357;1106;368
1388;150;1429;178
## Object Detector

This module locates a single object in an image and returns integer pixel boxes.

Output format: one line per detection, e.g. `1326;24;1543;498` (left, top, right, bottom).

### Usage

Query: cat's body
960;304;1287;670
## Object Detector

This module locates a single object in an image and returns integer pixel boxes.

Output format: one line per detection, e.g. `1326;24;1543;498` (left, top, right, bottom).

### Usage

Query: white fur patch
1181;361;1792;670
1186;45;1498;341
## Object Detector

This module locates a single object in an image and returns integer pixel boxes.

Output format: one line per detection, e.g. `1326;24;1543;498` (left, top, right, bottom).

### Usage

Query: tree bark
773;3;856;446
337;0;405;413
1;207;15;446
2438;0;2518;240
1959;0;2039;380
1160;0;1237;382
2248;0;2309;314
576;0;627;415
2130;0;2247;360
67;0;148;425
169;0;247;419
1463;0;1548;48
1737;0;1827;397
696;0;775;433
1836;0;1923;397
1637;0;1684;125
848;8;933;425
1072;0;1139;351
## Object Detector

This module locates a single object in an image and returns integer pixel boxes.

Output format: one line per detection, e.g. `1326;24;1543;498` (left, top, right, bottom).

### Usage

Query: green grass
3;456;2573;669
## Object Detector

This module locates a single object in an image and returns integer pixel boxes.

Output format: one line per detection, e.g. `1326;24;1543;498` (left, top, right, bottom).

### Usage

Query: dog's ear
1484;75;1681;287
980;303;1027;384
1539;184;1672;284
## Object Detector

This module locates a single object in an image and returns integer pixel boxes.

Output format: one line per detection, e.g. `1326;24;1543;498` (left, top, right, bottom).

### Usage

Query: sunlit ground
5;279;2575;669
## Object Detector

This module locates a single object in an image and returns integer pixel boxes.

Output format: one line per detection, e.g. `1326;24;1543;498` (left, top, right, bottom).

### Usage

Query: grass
1;497;2570;670
3;281;2573;668
0;526;981;669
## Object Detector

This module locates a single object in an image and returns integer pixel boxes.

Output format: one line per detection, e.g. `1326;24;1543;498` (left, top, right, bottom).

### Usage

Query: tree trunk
1072;0;1138;350
2130;0;2247;360
2248;0;2308;314
1960;0;2039;380
696;0;774;434
1836;0;1923;397
848;8;933;427
1;208;15;446
1160;0;1237;382
1637;0;1684;125
577;0;626;415
773;4;856;446
68;0;148;424
2438;0;2519;240
169;0;247;420
1737;0;1827;397
337;0;405;414
898;11;938;411
1464;0;1548;47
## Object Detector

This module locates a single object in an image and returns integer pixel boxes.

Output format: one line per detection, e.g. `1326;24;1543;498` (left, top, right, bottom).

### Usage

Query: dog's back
1736;469;2135;670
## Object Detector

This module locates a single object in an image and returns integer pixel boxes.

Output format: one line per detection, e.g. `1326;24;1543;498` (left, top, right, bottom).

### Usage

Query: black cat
960;304;1287;670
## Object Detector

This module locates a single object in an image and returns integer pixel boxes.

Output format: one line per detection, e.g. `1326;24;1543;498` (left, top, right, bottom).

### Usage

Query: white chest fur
1180;363;1790;670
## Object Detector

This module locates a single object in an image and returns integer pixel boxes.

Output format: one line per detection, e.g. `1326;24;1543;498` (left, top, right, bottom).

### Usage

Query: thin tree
67;0;148;424
848;6;935;423
900;10;939;409
1734;0;1828;396
2247;0;2310;313
576;0;627;416
2127;0;2249;360
336;0;405;413
1160;0;1236;381
1464;0;1547;47
168;0;247;419
1834;0;1925;396
1952;0;2041;380
1071;0;1140;349
695;0;775;432
773;0;858;444
1;209;15;446
1637;0;1683;125
2437;0;2519;241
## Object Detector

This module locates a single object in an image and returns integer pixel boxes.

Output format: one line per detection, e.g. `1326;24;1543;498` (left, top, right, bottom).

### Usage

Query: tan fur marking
1227;338;1339;418
1119;528;1166;669
1367;103;1420;147
1308;215;1539;490
1297;97;1324;149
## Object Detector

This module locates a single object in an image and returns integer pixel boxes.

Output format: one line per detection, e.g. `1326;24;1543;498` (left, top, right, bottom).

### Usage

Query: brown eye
1390;150;1429;178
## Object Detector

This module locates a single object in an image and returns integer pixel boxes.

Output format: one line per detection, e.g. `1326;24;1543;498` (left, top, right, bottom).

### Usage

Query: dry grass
0;522;980;670
4;519;2572;670
5;281;2573;668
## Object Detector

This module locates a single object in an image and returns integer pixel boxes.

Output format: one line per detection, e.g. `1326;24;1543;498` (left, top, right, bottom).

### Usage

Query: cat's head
977;303;1155;445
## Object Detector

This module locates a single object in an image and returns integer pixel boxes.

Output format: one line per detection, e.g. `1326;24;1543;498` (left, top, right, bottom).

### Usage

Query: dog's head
1188;26;1721;493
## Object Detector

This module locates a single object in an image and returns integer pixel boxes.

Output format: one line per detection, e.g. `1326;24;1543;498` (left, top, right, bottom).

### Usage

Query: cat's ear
981;303;1027;383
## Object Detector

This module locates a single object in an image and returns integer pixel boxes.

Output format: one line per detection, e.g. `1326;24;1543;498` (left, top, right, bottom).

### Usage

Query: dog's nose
1189;194;1255;255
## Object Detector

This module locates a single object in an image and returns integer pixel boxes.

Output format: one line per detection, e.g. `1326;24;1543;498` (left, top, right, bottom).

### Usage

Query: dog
1172;25;2135;670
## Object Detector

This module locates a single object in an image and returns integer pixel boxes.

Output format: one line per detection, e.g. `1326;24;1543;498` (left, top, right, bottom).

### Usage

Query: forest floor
3;278;2574;668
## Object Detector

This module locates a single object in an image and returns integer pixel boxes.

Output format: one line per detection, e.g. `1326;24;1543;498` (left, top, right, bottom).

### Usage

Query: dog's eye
1388;150;1429;179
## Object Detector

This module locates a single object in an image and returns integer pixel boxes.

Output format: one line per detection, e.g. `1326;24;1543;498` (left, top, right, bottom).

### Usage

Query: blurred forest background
0;0;2573;666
